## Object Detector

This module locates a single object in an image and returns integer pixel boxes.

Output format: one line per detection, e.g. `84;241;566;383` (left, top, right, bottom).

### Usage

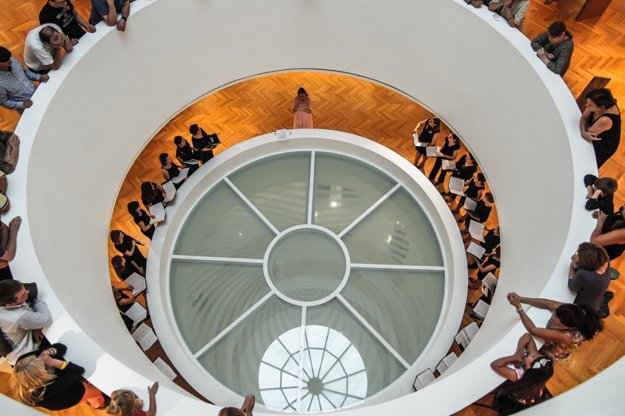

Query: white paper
468;220;486;242
162;181;176;203
124;273;146;296
172;167;189;185
473;299;490;319
436;352;457;374
464;322;479;340
276;129;289;141
449;176;465;196
148;203;165;224
153;357;177;380
132;323;158;351
454;331;470;350
413;368;435;390
426;146;437;157
482;272;498;297
442;160;456;171
467;242;486;259
124;302;147;325
413;132;427;147
463;197;477;211
184;159;201;166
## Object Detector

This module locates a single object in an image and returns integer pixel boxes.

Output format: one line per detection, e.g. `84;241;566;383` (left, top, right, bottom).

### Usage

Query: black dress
141;182;165;207
415;121;440;156
429;137;460;182
192;128;220;163
164;163;184;189
176;142;200;175
114;234;147;270
33;361;87;410
590;111;621;168
132;209;155;239
601;213;625;261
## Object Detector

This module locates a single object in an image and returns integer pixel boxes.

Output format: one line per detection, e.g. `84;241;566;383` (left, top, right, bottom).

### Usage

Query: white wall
10;0;613;414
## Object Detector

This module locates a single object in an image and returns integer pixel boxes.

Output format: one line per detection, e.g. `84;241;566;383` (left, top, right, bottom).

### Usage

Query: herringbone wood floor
0;0;624;415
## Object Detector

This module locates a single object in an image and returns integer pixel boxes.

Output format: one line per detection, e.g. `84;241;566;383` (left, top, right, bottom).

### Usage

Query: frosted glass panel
342;269;444;362
174;183;275;258
169;261;269;353
343;189;443;266
230;153;310;231
314;153;395;234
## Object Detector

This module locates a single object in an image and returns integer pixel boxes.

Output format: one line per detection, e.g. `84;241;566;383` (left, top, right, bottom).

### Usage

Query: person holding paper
140;182;166;209
442;153;477;200
451;173;485;214
428;133;460;188
190;124;220;164
459;192;494;240
469;246;500;290
506;293;602;361
159;153;187;189
127;201;155;240
111;255;144;280
412;117;441;169
110;230;146;271
490;333;554;414
173;135;200;175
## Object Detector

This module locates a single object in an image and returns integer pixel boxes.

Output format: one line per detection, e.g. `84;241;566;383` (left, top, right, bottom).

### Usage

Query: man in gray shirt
0;279;52;365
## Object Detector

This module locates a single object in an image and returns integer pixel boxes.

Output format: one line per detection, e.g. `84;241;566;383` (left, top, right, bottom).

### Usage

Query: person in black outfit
590;206;625;261
583;174;617;215
412;117;441;169
451;172;486;214
127;201;155;240
442;153;477;199
140;181;166;208
11;344;108;410
460;192;494;240
39;0;95;40
429;133;460;184
173;135;200;175
111;255;143;279
190;124;220;164
159;153;187;189
580;88;621;169
110;230;146;272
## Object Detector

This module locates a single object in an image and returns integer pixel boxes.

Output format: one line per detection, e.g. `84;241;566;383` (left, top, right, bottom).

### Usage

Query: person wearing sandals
11;344;109;410
106;382;159;416
219;394;255;416
490;333;554;415
412;117;441;169
506;293;602;361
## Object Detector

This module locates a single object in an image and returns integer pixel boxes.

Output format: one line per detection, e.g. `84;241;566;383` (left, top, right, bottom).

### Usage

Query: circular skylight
166;149;447;412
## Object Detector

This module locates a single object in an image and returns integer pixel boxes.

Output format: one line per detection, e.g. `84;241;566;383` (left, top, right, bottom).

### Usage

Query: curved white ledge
10;0;608;414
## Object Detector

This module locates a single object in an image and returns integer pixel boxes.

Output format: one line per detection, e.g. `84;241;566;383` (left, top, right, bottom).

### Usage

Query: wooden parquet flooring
0;0;624;415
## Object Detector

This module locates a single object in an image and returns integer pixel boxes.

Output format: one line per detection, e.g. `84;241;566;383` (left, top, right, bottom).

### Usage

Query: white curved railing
7;0;615;414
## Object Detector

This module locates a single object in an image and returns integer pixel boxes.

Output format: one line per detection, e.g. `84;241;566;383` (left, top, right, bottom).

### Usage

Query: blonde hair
10;355;57;406
106;390;144;416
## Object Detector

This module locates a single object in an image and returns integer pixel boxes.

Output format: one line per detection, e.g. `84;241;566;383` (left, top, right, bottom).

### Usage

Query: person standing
39;0;96;40
0;46;49;112
531;21;574;76
412;117;441;169
580;88;621;169
568;242;610;311
190;124;220;164
89;0;130;32
293;87;313;129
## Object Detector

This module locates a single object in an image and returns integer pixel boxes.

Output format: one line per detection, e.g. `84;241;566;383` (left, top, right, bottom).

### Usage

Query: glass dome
168;150;446;412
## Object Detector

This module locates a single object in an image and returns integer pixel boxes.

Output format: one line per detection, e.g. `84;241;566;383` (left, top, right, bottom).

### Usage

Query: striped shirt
0;58;41;110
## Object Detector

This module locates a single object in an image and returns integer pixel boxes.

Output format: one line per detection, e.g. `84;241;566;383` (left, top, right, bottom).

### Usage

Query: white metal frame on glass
147;130;468;411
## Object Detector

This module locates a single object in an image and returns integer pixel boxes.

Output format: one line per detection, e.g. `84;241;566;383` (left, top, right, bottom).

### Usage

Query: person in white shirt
0;279;52;365
24;23;75;74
